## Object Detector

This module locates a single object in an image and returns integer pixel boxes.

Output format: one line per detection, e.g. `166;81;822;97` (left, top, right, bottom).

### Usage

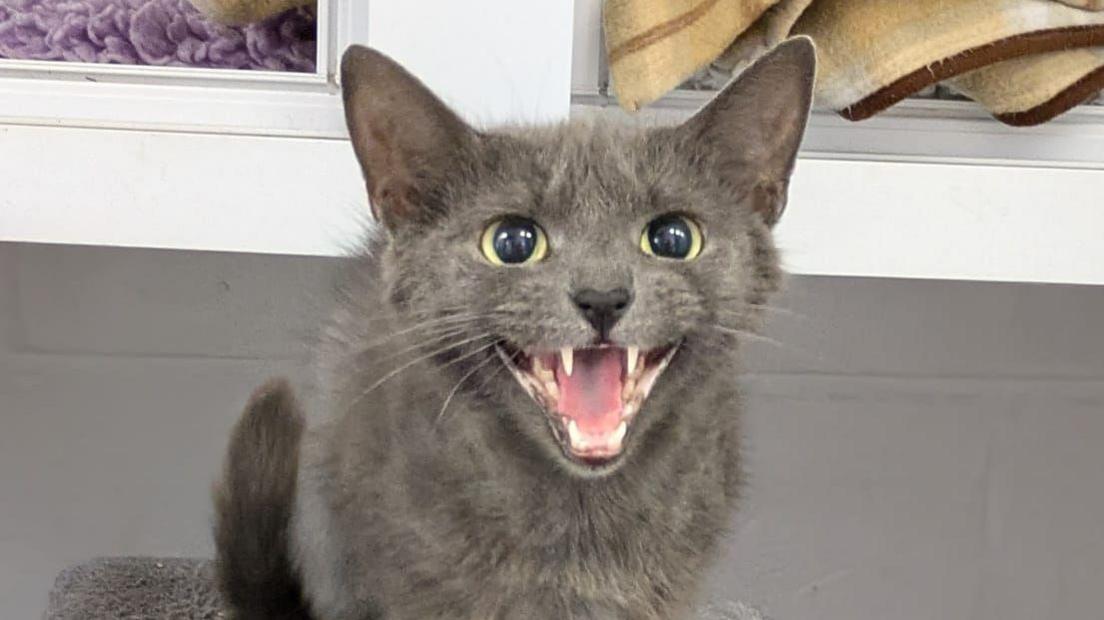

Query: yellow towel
713;0;815;75
603;0;780;110
793;0;1104;120
190;0;313;25
950;48;1104;125
605;0;1104;125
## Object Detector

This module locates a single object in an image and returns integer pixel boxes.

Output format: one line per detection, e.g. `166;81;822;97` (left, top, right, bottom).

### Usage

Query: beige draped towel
604;0;1104;125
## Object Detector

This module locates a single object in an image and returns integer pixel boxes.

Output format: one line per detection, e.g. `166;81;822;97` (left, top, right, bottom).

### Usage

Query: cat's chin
495;340;680;473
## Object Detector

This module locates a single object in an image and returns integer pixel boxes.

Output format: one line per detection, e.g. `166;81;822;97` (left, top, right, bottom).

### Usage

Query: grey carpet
45;557;765;619
46;558;223;619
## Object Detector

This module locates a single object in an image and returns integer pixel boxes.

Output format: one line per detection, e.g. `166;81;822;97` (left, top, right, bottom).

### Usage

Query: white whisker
356;312;493;351
435;347;500;425
709;324;786;349
714;302;807;321
349;304;472;327
352;332;497;405
371;325;477;364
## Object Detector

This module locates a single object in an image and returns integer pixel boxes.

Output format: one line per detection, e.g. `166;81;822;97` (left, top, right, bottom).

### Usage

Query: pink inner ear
749;181;788;227
368;174;420;228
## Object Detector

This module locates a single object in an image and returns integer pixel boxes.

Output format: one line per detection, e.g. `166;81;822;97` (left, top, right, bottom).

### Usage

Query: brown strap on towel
604;0;779;110
950;47;1104;125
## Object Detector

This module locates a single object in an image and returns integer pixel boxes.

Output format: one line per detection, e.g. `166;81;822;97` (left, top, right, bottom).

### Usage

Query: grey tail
213;378;313;620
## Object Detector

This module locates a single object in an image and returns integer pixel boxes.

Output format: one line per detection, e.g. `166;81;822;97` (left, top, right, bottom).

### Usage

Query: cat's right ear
341;46;477;230
668;37;816;227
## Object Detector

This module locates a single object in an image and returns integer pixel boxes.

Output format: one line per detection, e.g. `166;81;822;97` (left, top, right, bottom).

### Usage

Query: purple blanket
0;0;315;72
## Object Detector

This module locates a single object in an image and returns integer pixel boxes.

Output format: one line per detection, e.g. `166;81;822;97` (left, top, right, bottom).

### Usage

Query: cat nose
571;288;633;339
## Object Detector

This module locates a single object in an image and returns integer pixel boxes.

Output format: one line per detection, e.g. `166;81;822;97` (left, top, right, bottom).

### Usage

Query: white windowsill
572;91;1104;171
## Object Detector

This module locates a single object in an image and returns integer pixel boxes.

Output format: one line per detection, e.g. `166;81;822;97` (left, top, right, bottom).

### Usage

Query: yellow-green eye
481;217;548;266
641;214;702;260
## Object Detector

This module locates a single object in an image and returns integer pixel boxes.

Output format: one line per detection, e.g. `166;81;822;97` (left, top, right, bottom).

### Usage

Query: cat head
341;40;815;476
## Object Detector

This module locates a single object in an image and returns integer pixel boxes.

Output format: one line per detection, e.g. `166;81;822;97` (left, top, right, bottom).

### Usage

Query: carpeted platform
44;557;767;619
46;557;224;619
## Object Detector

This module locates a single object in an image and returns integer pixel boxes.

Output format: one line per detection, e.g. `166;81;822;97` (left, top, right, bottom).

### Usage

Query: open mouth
496;342;679;468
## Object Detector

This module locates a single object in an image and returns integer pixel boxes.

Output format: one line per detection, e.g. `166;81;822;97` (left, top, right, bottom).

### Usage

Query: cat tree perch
44;557;767;619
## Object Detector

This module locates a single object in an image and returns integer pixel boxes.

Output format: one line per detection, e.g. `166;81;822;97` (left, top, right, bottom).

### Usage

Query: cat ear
675;36;816;227
341;45;478;230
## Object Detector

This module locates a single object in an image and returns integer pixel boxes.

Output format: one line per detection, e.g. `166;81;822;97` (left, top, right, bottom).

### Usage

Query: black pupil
647;216;692;258
493;220;537;264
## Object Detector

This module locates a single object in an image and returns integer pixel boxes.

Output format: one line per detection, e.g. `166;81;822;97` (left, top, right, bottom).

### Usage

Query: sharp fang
567;419;582;447
626;346;639;373
561;347;573;376
610;421;627;448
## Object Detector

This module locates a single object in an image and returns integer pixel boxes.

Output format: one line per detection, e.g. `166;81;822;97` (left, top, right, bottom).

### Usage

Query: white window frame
569;0;1104;171
0;0;362;138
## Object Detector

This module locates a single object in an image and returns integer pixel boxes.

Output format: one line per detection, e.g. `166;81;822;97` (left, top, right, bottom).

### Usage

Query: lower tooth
610;421;627;448
567;419;583;447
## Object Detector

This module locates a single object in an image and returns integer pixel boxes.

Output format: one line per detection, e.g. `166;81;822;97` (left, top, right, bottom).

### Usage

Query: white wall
4;122;1104;286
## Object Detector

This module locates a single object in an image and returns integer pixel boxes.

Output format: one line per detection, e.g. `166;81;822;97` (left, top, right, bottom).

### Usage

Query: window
0;1;575;256
0;0;350;136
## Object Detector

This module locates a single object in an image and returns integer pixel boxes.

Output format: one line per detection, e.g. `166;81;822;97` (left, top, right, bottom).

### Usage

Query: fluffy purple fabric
0;0;315;72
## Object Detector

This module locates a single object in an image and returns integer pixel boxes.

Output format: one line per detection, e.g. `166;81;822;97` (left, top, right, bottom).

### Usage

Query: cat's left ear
341;45;478;230
673;36;816;226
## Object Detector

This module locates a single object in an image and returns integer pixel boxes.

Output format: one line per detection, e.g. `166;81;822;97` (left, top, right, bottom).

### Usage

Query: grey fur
214;379;310;619
216;39;815;620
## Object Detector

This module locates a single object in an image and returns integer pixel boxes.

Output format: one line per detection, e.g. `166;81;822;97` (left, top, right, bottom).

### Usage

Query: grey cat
214;37;816;620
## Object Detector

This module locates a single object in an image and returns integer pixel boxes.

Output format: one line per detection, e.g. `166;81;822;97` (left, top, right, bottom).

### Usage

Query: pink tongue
555;348;624;435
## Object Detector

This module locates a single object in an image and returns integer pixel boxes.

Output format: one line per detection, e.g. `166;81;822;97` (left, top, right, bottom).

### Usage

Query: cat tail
213;378;314;620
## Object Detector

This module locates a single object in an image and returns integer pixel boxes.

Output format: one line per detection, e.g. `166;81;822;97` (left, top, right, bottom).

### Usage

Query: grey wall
1;241;1101;619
